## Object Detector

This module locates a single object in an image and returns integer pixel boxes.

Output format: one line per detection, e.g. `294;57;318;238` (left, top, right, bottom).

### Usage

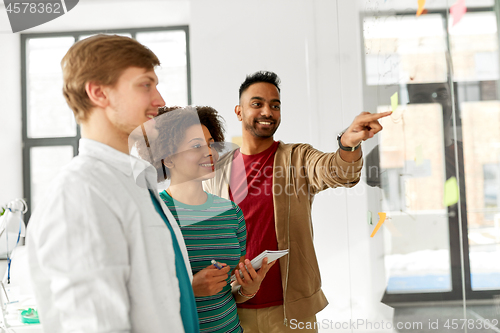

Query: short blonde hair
61;34;160;123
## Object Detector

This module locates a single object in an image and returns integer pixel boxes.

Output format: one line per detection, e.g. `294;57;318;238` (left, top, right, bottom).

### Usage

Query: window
22;27;191;221
483;164;500;218
362;4;500;302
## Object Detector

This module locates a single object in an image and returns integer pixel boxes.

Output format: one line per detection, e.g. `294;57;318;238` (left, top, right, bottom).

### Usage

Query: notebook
231;249;289;282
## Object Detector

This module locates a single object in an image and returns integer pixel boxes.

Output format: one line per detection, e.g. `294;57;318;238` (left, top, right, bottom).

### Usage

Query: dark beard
244;119;279;138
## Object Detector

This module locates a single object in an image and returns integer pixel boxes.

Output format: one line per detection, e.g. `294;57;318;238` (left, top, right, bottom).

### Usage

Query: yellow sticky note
417;0;426;16
370;213;387;238
415;145;424;166
444;176;459;207
391;92;398;113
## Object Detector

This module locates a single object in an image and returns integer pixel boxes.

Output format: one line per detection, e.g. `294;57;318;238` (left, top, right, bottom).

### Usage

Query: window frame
21;26;191;221
360;5;500;305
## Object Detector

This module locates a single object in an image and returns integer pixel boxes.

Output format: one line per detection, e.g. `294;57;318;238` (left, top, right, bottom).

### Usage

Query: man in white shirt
27;35;199;333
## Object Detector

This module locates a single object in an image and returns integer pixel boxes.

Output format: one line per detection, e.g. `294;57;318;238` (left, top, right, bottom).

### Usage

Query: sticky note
391;92;398;113
367;211;372;225
444;176;459;207
370;213;387;238
415;145;424;166
417;0;426;16
450;0;466;26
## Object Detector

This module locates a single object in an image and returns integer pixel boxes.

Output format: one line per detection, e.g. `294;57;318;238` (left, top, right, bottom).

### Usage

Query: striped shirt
160;191;246;333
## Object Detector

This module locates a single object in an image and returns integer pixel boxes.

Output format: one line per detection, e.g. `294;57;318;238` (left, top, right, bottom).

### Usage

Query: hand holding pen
211;259;223;270
191;260;230;297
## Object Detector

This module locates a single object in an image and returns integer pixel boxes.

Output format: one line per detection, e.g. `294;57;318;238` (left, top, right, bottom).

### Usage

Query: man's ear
235;105;242;121
85;81;109;109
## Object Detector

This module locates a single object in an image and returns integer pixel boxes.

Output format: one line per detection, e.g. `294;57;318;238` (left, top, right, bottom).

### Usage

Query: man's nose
152;87;165;107
261;104;272;118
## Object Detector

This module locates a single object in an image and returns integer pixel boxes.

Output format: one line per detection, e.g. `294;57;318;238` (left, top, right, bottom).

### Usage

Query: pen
211;260;223;270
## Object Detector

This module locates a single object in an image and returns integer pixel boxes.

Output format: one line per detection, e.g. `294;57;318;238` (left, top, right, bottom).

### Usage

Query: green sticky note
391;92;398;113
444;176;459;207
367;211;372;225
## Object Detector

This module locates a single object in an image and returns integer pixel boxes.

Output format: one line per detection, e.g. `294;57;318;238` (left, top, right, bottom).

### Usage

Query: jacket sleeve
301;144;363;194
27;182;131;333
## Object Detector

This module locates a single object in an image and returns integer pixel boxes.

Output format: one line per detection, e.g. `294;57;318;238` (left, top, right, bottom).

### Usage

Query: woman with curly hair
137;106;274;333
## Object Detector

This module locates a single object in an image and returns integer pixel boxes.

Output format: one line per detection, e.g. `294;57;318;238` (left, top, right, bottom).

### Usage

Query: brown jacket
203;141;363;324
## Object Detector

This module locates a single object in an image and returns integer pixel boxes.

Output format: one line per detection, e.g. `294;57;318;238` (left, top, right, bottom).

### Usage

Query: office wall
190;0;391;328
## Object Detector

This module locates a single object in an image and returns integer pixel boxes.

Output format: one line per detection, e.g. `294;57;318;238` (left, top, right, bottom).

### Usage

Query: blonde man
27;35;199;333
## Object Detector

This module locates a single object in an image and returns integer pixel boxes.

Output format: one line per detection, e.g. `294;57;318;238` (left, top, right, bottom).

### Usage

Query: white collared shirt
27;138;191;333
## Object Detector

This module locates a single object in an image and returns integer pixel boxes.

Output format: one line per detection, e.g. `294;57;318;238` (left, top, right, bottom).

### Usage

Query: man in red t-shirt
204;71;391;332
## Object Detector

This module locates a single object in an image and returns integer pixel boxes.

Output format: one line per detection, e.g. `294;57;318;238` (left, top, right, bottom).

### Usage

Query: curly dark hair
136;105;225;183
238;71;281;99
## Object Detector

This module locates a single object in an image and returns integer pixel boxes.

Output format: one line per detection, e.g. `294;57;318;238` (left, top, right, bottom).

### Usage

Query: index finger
212;265;231;276
204;262;228;270
244;261;258;274
369;111;392;121
361;111;392;121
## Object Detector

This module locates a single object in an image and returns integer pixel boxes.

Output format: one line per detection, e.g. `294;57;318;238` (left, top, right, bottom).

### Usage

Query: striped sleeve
232;202;247;256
